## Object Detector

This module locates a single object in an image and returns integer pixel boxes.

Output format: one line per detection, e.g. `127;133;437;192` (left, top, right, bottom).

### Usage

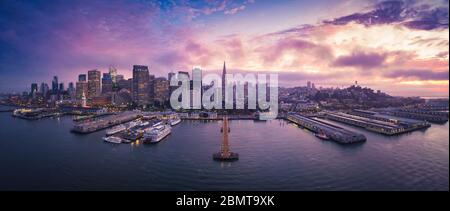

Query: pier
324;111;431;135
213;117;239;161
376;108;448;124
71;111;141;134
287;114;366;144
12;108;60;120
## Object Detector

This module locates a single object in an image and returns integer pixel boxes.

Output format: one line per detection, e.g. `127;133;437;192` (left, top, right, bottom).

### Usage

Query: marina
286;113;366;144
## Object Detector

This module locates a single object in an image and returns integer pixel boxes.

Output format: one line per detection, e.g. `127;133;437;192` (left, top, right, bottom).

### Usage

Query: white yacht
143;125;171;144
169;118;181;126
103;136;122;144
106;124;126;136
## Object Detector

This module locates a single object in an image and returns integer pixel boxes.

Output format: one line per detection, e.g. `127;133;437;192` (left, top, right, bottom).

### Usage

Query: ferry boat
169;118;181;126
102;136;122;144
106;124;126;136
143;125;171;144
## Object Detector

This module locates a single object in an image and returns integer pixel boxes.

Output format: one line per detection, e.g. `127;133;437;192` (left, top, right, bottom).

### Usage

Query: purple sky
0;0;448;96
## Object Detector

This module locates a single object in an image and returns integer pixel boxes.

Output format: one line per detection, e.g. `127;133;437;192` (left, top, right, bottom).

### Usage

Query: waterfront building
102;73;113;94
88;69;101;99
132;65;150;106
78;74;87;82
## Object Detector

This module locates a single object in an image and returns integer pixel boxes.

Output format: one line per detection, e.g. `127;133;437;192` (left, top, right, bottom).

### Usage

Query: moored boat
103;136;122;144
143;124;171;144
106;124;126;136
169;118;181;126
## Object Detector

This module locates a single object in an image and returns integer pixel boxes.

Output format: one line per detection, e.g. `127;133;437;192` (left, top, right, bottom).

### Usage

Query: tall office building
78;74;87;82
132;65;150;106
31;83;38;95
109;66;117;84
68;82;75;99
52;76;58;93
148;74;155;103
102;73;113;94
76;81;88;100
222;61;227;105
87;69;101;99
40;83;49;96
59;83;64;92
307;81;311;89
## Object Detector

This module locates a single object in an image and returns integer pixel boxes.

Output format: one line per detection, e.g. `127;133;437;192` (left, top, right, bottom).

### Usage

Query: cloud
224;5;246;15
384;69;449;80
323;0;449;30
332;51;387;69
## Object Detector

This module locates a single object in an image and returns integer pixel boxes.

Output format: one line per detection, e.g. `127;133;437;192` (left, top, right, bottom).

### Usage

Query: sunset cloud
0;0;448;97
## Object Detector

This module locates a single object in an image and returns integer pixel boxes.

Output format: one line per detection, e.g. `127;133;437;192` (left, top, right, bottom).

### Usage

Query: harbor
286;113;366;144
323;110;431;135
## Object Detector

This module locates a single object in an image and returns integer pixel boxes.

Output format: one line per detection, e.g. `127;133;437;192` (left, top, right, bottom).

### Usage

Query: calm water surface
0;111;448;191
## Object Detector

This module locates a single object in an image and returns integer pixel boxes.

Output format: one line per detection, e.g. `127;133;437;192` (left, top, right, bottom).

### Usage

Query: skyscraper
109;66;117;84
148;74;155;104
40;82;49;96
132;65;150;106
87;69;101;99
78;74;87;82
76;81;88;100
52;76;58;93
31;83;38;95
59;83;64;92
102;73;113;94
68;82;75;99
222;61;227;106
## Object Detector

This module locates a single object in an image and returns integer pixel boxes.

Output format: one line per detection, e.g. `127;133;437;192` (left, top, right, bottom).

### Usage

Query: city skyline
0;0;448;97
